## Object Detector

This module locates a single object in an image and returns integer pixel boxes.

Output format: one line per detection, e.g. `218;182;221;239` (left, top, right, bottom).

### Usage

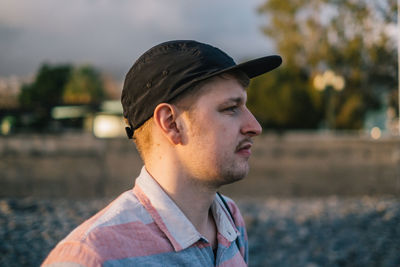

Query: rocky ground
1;197;399;267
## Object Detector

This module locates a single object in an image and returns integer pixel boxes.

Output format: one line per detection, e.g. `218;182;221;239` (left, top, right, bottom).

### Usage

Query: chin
218;166;248;186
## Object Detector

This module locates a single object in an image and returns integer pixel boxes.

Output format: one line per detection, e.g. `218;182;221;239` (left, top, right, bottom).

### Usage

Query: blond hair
131;117;153;160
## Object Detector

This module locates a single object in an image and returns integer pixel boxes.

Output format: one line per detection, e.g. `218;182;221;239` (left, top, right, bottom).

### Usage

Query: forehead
170;74;247;113
196;76;247;103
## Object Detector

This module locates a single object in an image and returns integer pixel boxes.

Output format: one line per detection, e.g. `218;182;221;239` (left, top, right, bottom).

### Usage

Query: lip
235;142;253;157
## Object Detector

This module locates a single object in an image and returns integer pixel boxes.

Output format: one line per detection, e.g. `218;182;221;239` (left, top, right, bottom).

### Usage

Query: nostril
248;129;261;137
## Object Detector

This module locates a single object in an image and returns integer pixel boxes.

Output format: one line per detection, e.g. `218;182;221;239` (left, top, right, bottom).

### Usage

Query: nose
241;108;262;137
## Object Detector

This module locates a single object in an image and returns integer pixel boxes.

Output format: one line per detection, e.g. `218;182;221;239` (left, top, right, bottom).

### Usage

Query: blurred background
0;0;399;266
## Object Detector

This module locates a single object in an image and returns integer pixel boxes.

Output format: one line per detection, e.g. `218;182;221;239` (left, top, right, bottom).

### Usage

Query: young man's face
178;76;262;188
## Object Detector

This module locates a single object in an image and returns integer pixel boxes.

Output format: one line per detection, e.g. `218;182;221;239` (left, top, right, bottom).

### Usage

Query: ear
153;103;182;145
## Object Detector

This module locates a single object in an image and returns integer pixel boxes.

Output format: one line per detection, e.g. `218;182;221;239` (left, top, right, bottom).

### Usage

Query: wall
1;133;399;198
222;133;400;197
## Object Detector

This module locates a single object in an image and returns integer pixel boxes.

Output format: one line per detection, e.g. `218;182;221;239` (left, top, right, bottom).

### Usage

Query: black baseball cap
121;40;282;137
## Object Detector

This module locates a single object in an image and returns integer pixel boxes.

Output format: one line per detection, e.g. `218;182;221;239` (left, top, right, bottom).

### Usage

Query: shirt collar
212;195;240;243
133;166;239;251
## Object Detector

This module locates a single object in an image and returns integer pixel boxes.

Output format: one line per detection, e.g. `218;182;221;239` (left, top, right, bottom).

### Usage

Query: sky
0;0;275;81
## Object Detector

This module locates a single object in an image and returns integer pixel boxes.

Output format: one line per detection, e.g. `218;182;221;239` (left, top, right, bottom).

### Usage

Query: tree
19;63;72;129
18;63;107;131
255;0;397;129
63;65;105;105
248;67;322;130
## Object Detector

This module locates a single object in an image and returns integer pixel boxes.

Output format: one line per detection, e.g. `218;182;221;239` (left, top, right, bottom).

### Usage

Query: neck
146;155;217;234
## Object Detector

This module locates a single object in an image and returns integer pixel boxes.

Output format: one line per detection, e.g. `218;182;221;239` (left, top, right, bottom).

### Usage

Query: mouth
235;139;253;157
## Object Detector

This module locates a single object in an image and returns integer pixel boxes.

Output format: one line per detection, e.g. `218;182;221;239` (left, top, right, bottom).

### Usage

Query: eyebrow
222;97;245;105
224;97;244;104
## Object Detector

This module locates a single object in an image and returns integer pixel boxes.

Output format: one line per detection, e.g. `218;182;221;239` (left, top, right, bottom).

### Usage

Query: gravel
1;197;399;267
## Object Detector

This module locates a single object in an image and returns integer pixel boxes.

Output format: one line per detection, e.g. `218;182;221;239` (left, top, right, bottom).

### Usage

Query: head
121;40;282;186
130;70;250;161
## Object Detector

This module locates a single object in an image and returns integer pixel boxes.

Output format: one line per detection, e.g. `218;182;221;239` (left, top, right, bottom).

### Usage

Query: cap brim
194;55;282;83
233;55;282;78
166;55;282;104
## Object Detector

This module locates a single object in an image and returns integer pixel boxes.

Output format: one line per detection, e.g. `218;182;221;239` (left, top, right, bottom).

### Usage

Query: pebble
0;197;399;267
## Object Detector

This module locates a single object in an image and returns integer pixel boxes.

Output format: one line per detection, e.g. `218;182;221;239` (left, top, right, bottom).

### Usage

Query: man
42;40;281;266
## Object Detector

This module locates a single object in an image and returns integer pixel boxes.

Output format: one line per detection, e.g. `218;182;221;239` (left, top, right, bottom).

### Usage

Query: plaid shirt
42;167;249;266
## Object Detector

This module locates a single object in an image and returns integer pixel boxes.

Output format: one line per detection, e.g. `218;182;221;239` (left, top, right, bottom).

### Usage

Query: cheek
219;119;238;140
189;113;236;151
215;126;237;155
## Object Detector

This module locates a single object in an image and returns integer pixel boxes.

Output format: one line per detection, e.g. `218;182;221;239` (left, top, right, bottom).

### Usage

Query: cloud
0;0;274;78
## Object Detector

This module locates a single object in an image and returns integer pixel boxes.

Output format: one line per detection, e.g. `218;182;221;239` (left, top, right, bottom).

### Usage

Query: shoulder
70;190;153;242
42;190;158;266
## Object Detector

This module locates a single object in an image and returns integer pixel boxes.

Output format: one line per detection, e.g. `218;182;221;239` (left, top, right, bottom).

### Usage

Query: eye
222;106;239;114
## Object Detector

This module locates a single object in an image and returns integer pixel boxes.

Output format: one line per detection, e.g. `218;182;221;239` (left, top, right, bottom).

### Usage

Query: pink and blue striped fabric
42;167;248;266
